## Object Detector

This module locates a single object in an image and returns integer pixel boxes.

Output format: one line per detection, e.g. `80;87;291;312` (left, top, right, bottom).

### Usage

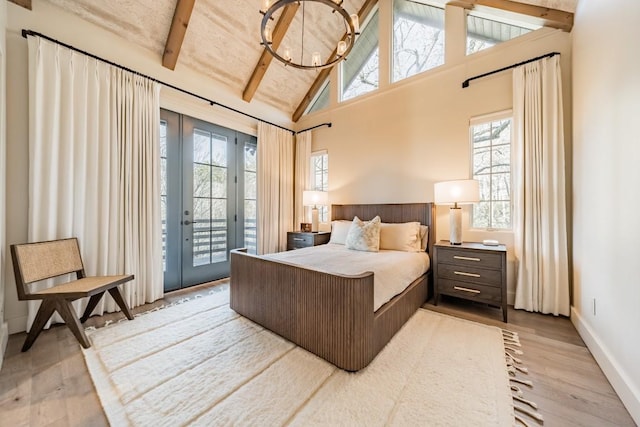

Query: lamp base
449;207;462;245
311;207;319;232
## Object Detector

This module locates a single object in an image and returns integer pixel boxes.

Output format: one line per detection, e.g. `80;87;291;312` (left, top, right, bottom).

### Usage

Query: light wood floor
0;280;635;427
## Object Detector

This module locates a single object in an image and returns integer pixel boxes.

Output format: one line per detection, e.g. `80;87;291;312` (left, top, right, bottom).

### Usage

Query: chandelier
260;0;360;70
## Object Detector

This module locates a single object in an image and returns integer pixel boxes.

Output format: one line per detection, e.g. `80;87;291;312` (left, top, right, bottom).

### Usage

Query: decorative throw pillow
379;222;421;252
329;220;352;245
419;225;429;251
345;216;381;252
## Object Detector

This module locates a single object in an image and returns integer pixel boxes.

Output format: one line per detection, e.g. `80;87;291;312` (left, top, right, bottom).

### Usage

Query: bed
230;203;436;371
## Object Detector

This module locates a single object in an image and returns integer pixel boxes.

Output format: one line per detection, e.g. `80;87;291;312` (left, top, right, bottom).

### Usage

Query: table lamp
434;179;479;245
302;190;329;232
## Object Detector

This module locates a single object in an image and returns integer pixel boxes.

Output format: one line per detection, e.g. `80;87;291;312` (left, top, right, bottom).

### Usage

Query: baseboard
0;322;8;372
8;315;27;335
571;307;640;424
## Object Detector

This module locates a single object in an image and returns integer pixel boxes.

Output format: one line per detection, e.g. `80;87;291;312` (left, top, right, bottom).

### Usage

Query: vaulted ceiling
33;0;577;120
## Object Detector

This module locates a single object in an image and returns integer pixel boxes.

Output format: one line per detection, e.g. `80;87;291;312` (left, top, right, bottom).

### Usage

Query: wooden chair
10;238;135;351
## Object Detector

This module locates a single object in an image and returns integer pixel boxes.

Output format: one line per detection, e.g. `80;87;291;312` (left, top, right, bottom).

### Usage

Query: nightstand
433;240;508;322
286;231;331;250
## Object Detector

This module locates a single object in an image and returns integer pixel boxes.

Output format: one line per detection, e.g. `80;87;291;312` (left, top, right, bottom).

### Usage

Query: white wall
571;0;640;422
296;10;572;303
3;0;292;334
0;0;8;370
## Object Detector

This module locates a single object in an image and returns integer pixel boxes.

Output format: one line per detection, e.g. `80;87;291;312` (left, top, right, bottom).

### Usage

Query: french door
161;110;257;291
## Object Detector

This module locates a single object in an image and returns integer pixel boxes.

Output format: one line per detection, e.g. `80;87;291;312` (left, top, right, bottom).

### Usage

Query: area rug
82;287;532;426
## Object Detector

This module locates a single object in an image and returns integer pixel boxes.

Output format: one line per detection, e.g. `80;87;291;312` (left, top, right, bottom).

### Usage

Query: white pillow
419;225;429;251
379;222;421;252
345;216;381;252
329;220;352;245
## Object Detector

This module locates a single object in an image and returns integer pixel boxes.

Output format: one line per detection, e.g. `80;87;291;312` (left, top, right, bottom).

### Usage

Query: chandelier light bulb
337;40;347;56
284;46;292;62
311;52;321;67
262;0;271;12
351;14;360;33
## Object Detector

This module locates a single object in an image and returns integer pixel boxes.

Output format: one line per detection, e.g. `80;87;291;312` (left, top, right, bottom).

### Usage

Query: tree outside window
471;117;512;229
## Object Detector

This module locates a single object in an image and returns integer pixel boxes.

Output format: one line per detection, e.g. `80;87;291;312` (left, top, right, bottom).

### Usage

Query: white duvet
264;243;430;311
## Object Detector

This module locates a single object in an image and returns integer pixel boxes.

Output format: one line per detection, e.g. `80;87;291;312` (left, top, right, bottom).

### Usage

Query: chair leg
108;287;134;320
22;299;57;352
80;292;105;323
55;298;91;349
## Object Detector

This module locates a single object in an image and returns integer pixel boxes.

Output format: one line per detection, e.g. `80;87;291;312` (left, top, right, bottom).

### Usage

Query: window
310;151;329;222
466;13;540;55
470;115;512;229
342;10;379;101
393;0;444;83
306;79;330;115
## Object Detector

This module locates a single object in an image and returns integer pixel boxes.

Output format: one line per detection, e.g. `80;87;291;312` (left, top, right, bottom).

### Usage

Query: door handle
182;219;199;226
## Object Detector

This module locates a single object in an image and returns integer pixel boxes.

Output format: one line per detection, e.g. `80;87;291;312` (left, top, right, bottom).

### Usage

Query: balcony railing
162;218;257;269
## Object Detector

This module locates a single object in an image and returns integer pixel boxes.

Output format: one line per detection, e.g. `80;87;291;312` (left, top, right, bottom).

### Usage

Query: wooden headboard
331;203;436;255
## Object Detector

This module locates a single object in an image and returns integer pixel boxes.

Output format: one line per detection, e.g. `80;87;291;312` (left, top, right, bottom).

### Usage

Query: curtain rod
296;122;331;134
21;29;296;134
462;52;560;89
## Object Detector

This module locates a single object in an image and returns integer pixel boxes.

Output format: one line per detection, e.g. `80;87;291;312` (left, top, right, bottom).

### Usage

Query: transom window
470;114;512;229
307;79;330;115
393;0;445;83
467;13;540;55
342;10;379;101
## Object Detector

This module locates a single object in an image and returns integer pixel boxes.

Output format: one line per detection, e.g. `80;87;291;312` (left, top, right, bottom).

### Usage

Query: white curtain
294;131;311;228
257;122;294;254
513;55;570;316
27;36;163;330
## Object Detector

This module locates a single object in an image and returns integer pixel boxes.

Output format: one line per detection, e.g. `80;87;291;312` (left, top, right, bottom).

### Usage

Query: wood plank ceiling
35;0;577;122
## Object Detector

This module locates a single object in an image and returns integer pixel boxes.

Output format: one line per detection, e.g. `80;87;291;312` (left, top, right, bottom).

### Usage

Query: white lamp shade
434;179;480;205
303;190;329;206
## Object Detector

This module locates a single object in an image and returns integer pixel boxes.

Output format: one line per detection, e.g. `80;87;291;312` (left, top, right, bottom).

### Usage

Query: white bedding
264;244;430;311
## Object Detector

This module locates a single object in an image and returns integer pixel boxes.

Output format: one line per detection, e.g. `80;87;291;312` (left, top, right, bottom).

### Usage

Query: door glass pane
244;142;257;254
193;164;211;198
160;120;167;272
193;130;211;163
211;134;228;167
192;128;228;266
211;199;227;262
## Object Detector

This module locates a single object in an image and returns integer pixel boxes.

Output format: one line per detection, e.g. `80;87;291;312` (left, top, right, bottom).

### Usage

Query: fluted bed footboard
230;248;430;371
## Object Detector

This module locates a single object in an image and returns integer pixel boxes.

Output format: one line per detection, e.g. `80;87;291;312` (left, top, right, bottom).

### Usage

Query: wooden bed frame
230;203;436;371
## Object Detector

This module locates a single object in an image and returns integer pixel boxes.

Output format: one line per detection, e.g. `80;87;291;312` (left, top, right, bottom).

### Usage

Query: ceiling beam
452;0;573;31
242;3;300;103
292;0;378;122
162;0;196;70
8;0;32;10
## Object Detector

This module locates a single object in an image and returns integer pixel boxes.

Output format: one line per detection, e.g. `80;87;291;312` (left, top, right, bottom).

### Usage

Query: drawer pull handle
293;238;304;241
454;271;481;278
454;256;481;262
454;286;481;294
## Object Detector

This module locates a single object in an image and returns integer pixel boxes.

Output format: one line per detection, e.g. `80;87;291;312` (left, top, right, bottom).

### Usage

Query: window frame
469;110;513;231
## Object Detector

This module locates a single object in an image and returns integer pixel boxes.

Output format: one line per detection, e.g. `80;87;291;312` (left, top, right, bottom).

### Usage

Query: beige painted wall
297;23;572;304
3;0;291;334
571;0;640;422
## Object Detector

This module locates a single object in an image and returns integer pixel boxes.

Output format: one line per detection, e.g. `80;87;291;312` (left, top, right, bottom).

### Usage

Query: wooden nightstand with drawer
433;240;508;322
286;231;331;250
